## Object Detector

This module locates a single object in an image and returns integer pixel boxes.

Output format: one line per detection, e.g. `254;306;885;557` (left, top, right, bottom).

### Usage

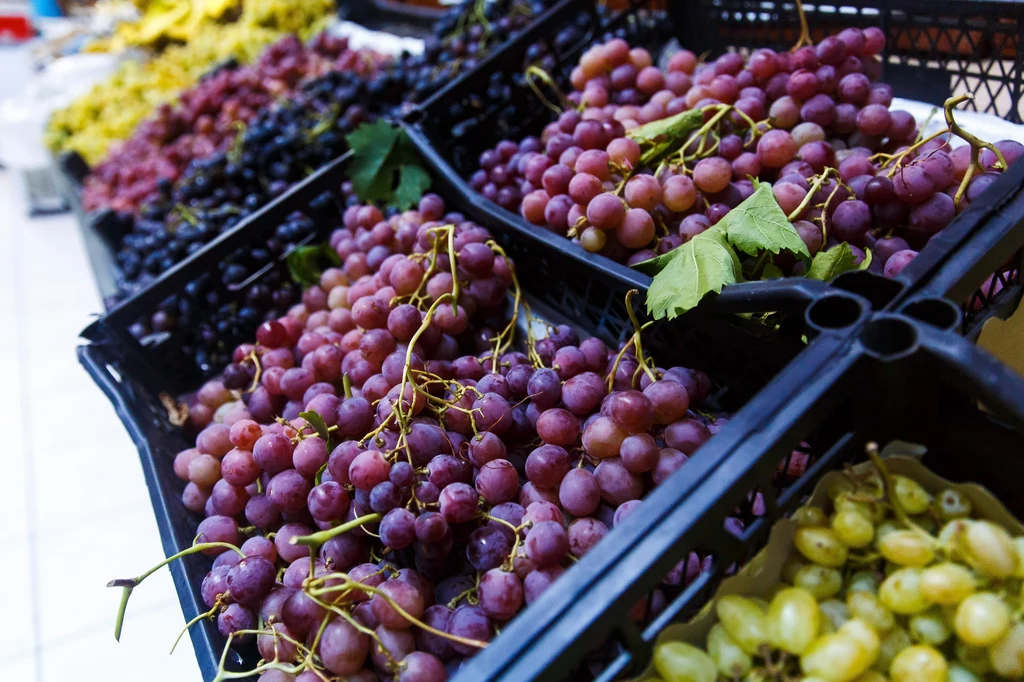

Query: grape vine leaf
346;120;400;199
393;164;432;211
287;244;342;287
805;242;859;281
346;122;432;209
299;410;330;443
722;181;811;260
646;229;741;320
859;247;873;271
628;109;704;144
762;262;785;279
633;246;681;276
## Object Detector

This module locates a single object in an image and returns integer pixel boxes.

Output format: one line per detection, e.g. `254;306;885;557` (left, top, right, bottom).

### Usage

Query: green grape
853;672;888;682
794;527;849;567
838;619;881;662
961;520;1019;579
919;562;976;604
988;622;1024;678
794;564;843;600
953;592;1010;646
707;623;753;678
879;568;930;615
832;510;875;549
890;645;949;682
874;520;900;551
847;591;895;633
875;627;912;673
879;530;936;567
933;488;973;520
828;478;857;501
908;608;952;646
653;641;718;682
767;587;820;654
846;571;881;595
835;495;885;524
893;475;933;515
793;506;830;527
954;640;992;675
947;663;981;682
801;631;874;682
818;599;850;635
716;596;769;656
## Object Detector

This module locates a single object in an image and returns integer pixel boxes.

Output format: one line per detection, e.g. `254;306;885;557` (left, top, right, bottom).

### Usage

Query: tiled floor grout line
10;187;44;682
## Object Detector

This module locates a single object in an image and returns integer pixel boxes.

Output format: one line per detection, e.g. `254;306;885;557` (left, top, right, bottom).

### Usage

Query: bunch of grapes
116;192;736;681
468;30;1024;279
82;34;381;215
650;452;1024;682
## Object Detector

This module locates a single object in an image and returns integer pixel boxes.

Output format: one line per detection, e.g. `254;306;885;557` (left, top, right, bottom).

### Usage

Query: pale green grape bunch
647;462;1024;682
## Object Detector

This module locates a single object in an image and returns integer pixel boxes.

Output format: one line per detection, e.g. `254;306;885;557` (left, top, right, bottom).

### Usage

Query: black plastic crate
79;136;873;680
338;0;447;37
404;0;1024;330
888;160;1024;337
454;310;1024;682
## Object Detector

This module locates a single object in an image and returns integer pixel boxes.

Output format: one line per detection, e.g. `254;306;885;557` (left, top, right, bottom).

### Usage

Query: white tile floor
0;169;203;681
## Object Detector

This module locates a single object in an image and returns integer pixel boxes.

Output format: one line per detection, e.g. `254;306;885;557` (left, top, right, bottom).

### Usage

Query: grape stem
107;541;244;641
943;94;1008;207
863;441;938;546
789;0;811;52
525;64;571;115
289;513;382;548
170;600;221;654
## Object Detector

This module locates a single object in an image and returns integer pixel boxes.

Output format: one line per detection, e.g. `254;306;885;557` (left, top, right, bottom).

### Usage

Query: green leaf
628;109;704;144
858;247;873;271
299;410;330;443
346;120;400;200
393;164;432;210
762;262;785;279
722;182;811;260
646;229;740;320
287;244;341;287
634;246;682;276
806;242;859;281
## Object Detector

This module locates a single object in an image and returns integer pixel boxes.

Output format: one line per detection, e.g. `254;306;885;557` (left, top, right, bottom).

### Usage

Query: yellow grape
889;645;949;682
847;571;881;595
879;530;936;567
938;519;968;546
653;641;718;682
875;627;912;673
767;587;820;654
919;562;976;604
961;521;1019;579
988;622;1024;679
793;506;830;527
947;663;981;682
794;564;843;600
832;510;876;548
835;495;885;524
874;520;901;550
847;591;896;633
794;527;849;567
839;619;881;662
955;640;992;675
933;488;973;521
706;624;753;678
893;475;933;515
801;632;874;682
782;556;807;584
954;592;1011;646
879;568;931;615
829;478;857;501
716;596;768;656
908;609;952;646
